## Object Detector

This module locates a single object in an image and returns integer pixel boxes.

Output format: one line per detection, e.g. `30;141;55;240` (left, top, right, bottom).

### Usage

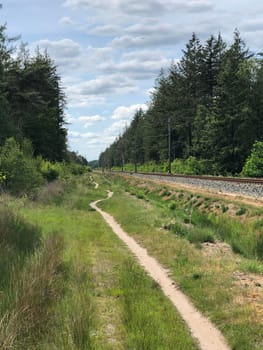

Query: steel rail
110;170;263;185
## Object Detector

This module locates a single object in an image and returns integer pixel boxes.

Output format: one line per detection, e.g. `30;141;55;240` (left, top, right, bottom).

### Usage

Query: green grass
1;173;199;349
98;173;263;350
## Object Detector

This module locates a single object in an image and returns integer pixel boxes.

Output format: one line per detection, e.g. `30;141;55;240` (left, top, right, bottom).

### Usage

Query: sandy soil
90;191;231;350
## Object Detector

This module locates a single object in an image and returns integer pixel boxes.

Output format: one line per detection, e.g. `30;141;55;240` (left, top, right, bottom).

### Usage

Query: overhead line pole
168;117;171;174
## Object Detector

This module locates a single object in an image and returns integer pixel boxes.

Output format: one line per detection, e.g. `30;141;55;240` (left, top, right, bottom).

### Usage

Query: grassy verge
1;174;199;349
98;173;263;350
0;206;65;349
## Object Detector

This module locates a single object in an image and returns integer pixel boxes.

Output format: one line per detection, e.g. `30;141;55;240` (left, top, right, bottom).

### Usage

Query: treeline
0;24;90;195
0;25;67;160
99;31;263;176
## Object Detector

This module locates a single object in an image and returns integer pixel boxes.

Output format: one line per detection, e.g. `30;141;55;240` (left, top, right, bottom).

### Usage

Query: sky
1;0;263;160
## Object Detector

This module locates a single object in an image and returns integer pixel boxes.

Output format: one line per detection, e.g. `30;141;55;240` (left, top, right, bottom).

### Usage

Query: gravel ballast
130;173;263;199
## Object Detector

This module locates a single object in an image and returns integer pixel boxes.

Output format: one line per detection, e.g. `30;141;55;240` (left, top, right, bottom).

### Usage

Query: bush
0;138;43;195
242;141;263;177
171;157;215;175
186;227;215;244
39;160;60;181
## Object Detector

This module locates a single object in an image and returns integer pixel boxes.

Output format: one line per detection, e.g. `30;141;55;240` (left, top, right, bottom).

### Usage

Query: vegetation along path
90;190;231;350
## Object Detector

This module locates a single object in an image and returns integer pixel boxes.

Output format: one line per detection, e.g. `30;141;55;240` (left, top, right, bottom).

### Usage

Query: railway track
110;171;263;199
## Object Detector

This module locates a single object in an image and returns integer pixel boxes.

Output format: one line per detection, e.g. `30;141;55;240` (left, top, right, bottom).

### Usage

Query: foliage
100;31;263;176
241;141;263;177
39;159;60;181
0;138;43;195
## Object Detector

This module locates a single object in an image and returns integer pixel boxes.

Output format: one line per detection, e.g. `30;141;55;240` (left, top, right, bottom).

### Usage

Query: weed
168;201;177;210
170;222;189;237
186;227;215;244
236;207;247;216
240;260;263;274
192;273;203;280
221;204;229;213
253;219;263;231
256;233;263;259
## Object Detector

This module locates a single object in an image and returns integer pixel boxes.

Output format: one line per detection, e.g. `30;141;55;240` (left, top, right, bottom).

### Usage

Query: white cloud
67;94;106;108
100;49;171;79
59;17;74;26
68;114;106;128
35;38;81;58
68;130;81;137
63;0;214;15
34;39;113;73
66;74;137;100
68;128;115;146
111;22;189;48
89;24;121;36
69;114;105;123
112;104;148;120
105;120;128;136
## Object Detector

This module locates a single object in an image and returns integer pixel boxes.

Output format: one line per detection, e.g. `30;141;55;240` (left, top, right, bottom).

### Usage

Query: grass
1;173;199;349
98;173;263;350
118;258;197;350
240;259;263;274
0;206;65;349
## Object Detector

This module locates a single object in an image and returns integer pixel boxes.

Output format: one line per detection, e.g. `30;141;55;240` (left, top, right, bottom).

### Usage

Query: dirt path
90;191;231;350
93;182;99;189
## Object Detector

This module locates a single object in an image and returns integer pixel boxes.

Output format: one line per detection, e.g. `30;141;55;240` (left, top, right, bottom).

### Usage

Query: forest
99;31;263;176
0;24;89;195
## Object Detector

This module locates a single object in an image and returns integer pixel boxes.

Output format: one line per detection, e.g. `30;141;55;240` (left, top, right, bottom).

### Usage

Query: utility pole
134;139;137;173
168;117;171;174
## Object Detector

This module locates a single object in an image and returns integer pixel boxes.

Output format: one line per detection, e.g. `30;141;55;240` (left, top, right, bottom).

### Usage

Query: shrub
186;227;215;244
168;201;177;210
170;222;189;237
236;207;247;216
39;160;60;181
242;141;263;177
171;157;215;175
0;138;43;195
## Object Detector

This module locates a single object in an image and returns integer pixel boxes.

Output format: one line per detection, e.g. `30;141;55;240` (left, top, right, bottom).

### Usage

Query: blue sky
1;0;263;160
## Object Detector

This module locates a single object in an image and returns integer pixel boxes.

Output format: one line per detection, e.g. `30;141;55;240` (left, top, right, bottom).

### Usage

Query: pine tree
178;33;204;156
212;30;252;173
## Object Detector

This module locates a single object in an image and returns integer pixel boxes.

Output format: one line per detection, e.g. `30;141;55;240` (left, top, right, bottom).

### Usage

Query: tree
212;30;252;173
6;50;67;161
178;33;204;156
0;25;17;145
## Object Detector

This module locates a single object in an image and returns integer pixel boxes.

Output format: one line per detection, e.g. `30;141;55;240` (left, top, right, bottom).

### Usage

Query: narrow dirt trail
90;191;231;350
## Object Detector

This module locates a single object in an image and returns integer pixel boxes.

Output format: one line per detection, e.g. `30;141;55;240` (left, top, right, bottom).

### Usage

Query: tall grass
0;207;66;349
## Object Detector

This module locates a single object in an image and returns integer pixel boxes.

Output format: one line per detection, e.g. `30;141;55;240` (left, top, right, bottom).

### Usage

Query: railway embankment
128;173;263;199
